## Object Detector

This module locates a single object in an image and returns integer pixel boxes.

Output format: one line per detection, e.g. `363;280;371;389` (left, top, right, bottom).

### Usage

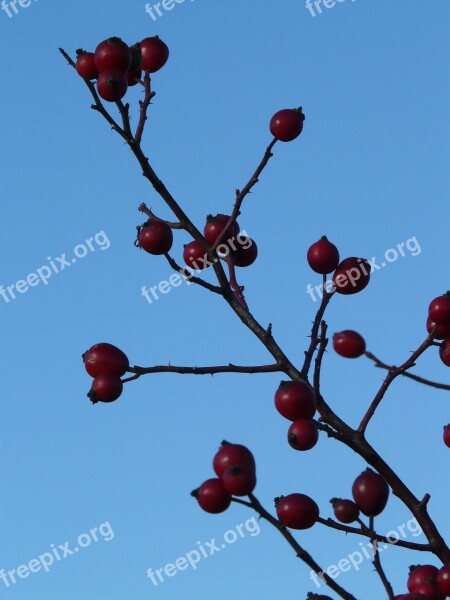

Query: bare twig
364;351;450;391
369;516;394;599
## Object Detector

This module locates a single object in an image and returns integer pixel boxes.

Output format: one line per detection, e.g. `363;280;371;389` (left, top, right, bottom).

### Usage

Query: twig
123;362;282;383
358;330;438;433
369;516;394;599
135;70;155;144
301;279;333;378
364;351;450;391
213;138;278;249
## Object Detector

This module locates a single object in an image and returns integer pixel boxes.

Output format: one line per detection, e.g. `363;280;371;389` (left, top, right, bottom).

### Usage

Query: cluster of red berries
192;442;257;513
274;380;319;451
329;469;389;525
76;35;169;102
137;213;258;269
427;293;450;368
307;236;371;295
394;563;450;599
83;343;129;403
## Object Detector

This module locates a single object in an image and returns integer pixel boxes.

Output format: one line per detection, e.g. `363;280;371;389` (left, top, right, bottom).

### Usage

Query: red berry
75;50;98;80
426;317;450;340
231;237;258;267
351;468;389;516
412;583;441;600
88;373;123;403
212;441;256;478
437;564;450;596
140;36;169;72
183;241;209;270
94;37;131;73
138;220;173;255
129;43;142;71
407;565;439;593
333;330;366;358
96;69;128;102
288;419;319;451
222;465;256;496
192;478;231;514
270;108;305;142
275;493;319;530
332;257;371;295
439;339;450;367
307;236;340;274
444;425;450;448
126;68;142;86
83;343;129;378
428;293;450;326
330;498;360;524
203;214;240;246
274;380;316;421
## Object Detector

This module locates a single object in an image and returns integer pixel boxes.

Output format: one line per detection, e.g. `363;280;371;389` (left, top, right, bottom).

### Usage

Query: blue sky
0;1;449;599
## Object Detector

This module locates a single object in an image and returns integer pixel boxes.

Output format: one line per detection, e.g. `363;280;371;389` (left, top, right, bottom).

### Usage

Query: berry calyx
83;343;129;378
330;498;360;523
351;468;389;516
274;380;316;421
222;465;256;496
428;293;450;326
88;373;123;404
94;37;132;73
140;36;169;72
231;237;258;267
270;108;305;142
307;236;340;274
191;478;231;514
183;241;209;270
75;50;98;80
332;257;371;295
307;595;334;600
287;419;319;451
96;69;128;102
333;330;366;358
137;220;173;255
212;441;256;478
275;493;319;529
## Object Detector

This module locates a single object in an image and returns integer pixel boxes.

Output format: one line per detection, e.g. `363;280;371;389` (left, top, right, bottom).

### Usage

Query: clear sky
1;1;449;599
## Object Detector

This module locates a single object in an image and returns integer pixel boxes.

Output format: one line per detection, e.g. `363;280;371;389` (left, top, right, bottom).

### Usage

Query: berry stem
138;202;183;229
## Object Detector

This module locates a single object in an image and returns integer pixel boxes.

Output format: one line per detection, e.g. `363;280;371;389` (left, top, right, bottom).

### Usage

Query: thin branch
316;517;430;551
138;202;183;229
163;252;225;295
135;70;155;144
240;494;357;600
369;516;394;599
313;320;328;398
125;362;282;382
212;138;278;249
358;330;437;433
364;351;450;391
301;281;333;378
